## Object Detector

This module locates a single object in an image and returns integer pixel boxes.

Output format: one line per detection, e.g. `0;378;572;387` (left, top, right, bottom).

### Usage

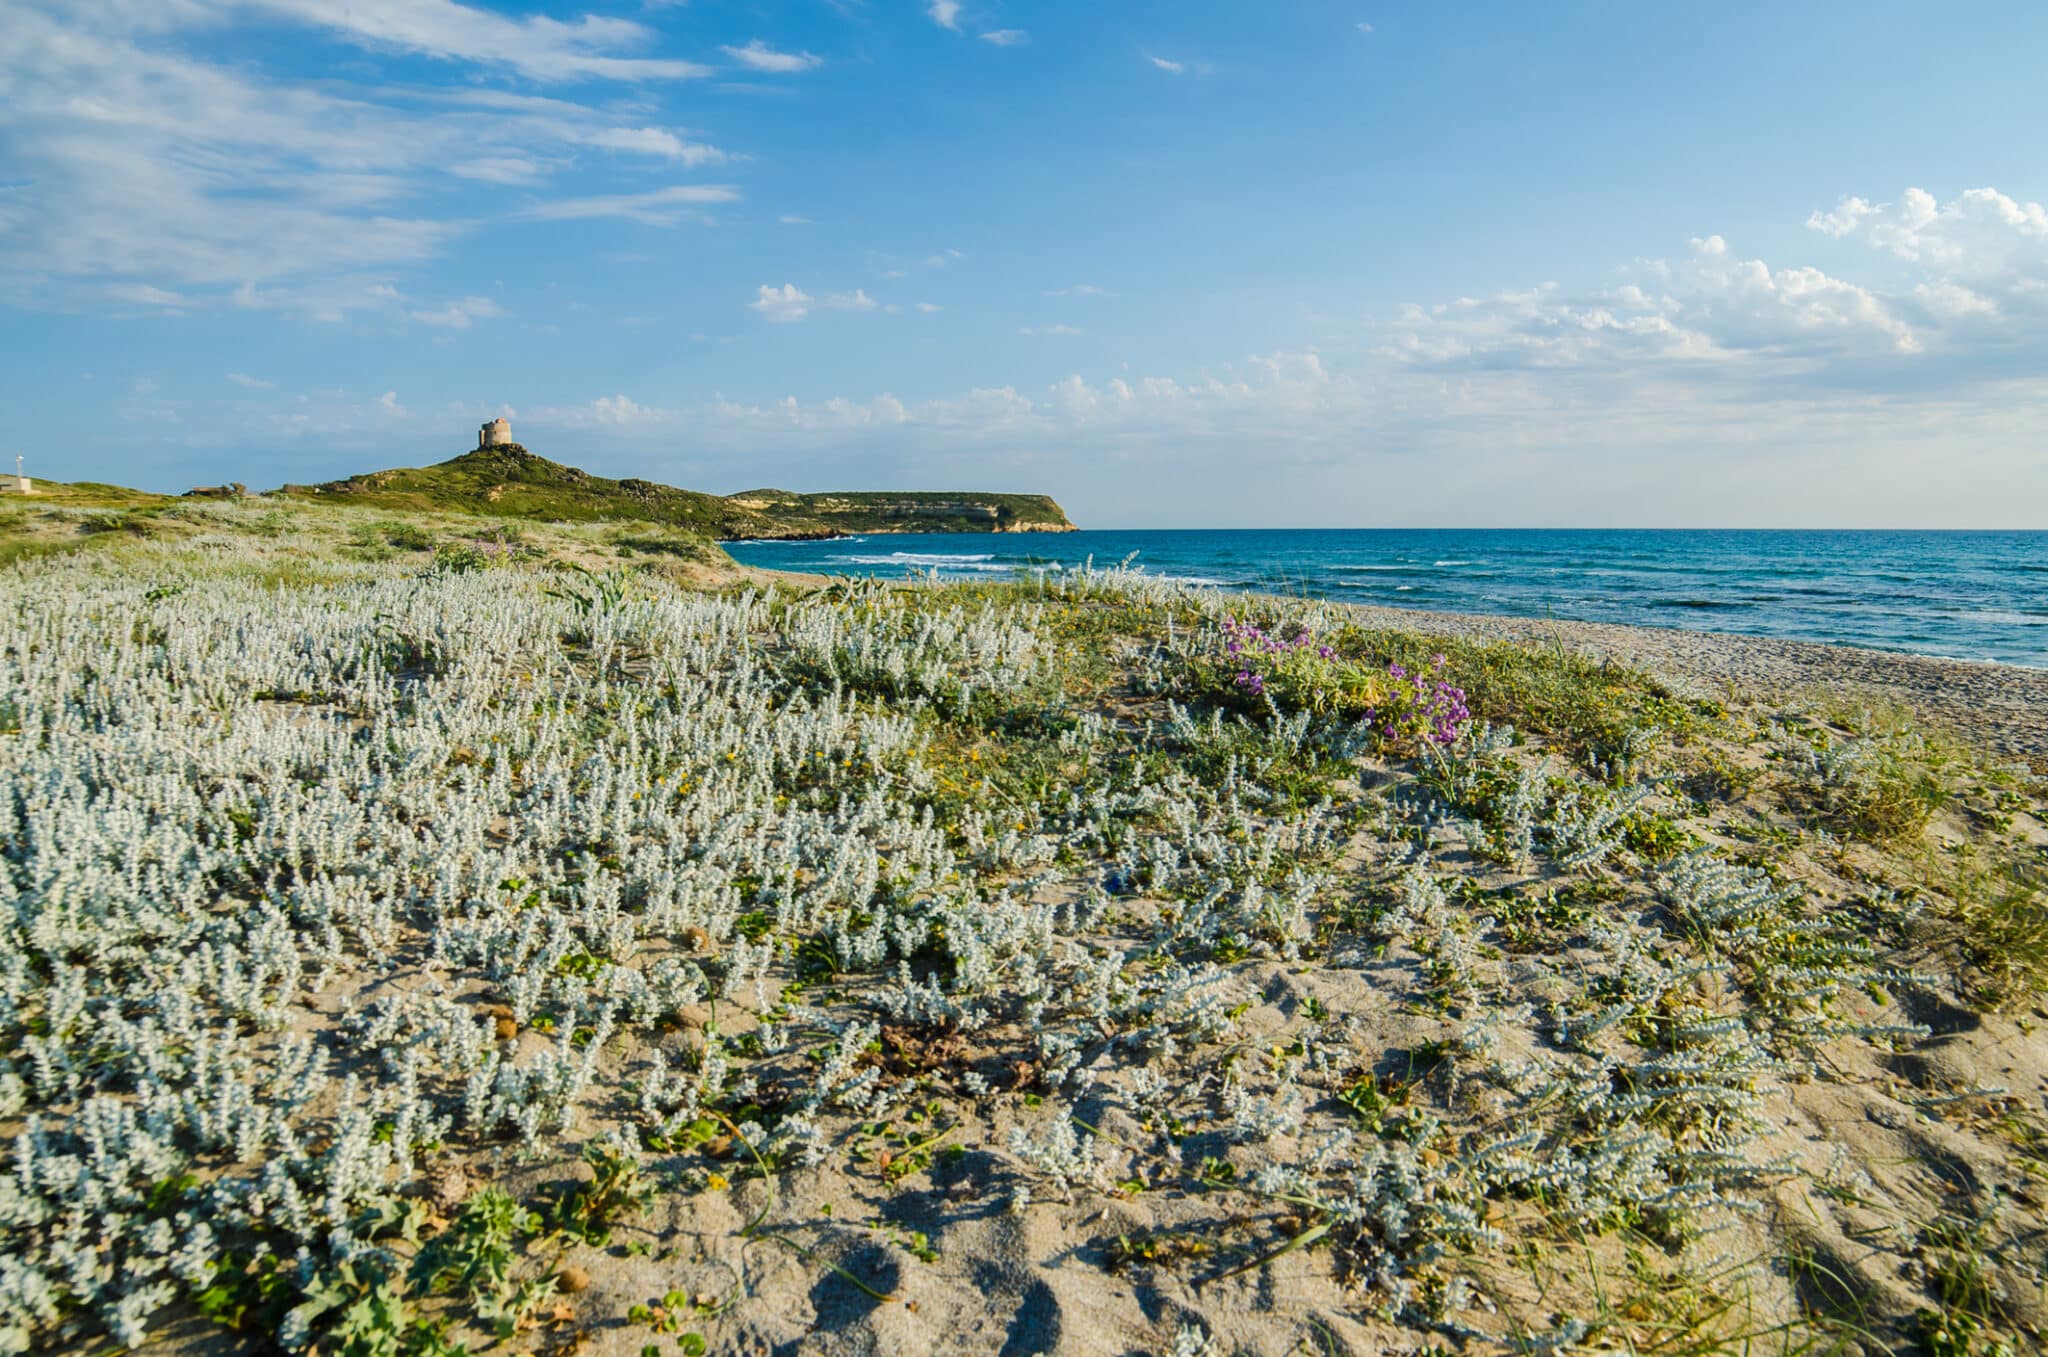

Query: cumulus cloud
722;40;822;74
748;283;813;322
1808;186;2048;287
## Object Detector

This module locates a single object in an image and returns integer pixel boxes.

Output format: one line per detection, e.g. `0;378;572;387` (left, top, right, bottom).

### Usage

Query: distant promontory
277;433;1076;540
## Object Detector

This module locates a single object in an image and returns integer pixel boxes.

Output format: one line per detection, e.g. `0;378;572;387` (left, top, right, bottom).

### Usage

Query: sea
723;529;2048;668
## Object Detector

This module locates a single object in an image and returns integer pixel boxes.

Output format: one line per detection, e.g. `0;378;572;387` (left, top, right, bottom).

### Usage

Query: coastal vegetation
1;498;2045;1356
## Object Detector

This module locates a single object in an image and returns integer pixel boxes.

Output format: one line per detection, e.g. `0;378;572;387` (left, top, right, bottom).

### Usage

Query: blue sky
4;0;2047;527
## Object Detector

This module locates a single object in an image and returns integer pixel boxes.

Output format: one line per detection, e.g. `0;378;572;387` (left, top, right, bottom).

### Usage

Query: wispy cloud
1046;283;1114;297
981;29;1027;46
1147;55;1185;74
410;295;503;328
721;40;822;74
237;0;711;82
927;1;963;31
0;2;738;312
748;283;813;322
107;284;189;309
518;185;740;224
915;301;942;312
1020;324;1083;336
529;393;680;427
779;214;815;225
225;372;275;389
823;289;878;312
579;127;727;165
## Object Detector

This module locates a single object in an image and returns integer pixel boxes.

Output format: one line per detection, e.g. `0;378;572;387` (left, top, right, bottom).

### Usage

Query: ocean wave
842;551;997;565
1432;559;1477;567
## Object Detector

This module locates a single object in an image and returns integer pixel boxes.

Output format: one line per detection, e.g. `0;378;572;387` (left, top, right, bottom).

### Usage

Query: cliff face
278;449;1077;538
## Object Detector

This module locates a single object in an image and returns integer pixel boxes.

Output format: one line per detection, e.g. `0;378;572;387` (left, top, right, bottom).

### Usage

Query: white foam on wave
1332;564;1415;572
842;551;998;565
1433;559;1476;567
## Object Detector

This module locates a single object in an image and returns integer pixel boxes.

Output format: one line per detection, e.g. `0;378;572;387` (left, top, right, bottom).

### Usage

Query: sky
3;0;2047;528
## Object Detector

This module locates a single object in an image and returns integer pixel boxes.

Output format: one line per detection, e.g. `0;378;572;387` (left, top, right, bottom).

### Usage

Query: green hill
278;446;1076;539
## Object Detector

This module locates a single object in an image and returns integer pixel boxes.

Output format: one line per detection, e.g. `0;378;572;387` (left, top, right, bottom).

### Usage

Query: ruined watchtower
478;417;513;449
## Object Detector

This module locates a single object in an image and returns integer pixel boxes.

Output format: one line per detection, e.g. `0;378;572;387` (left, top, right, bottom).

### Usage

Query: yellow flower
705;1172;730;1191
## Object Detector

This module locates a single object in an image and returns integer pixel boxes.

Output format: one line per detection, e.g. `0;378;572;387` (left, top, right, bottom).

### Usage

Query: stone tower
478;417;513;449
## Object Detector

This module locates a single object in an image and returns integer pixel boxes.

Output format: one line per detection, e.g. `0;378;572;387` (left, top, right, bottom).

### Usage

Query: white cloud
1147;55;1185;74
927;1;963;31
1356;22;1374;34
981;29;1027;46
748;283;813;322
721;40;822;74
528;393;679;427
450;156;551;185
0;2;737;311
915;301;942;313
377;390;404;414
108;283;188;308
1046;283;1113;297
1807;186;2048;284
226;372;274;388
579;126;726;165
235;0;711;82
1019;324;1082;336
823;289;878;312
779;215;815;225
519;185;740;224
410;295;503;328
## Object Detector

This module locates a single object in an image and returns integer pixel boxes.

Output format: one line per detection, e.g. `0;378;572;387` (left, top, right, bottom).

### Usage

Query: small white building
4;456;31;495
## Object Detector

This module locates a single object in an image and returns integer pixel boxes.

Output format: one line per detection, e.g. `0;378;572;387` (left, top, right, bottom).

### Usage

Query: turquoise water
724;529;2048;667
